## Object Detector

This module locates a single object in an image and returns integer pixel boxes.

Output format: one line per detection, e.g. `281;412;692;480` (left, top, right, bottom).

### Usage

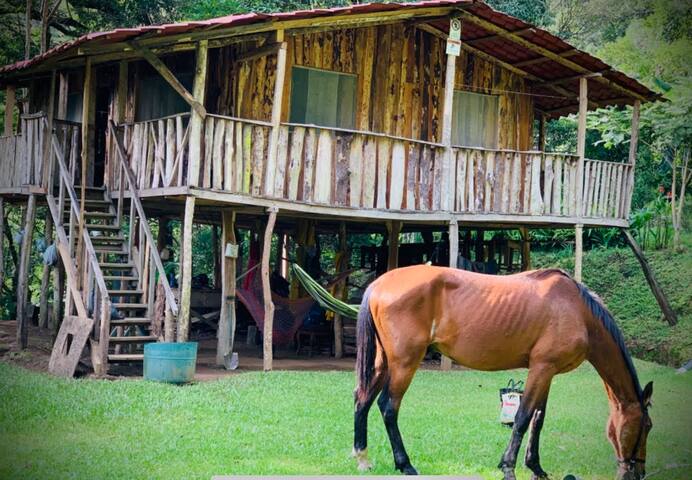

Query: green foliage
629;195;673;250
0;360;690;478
486;0;550;26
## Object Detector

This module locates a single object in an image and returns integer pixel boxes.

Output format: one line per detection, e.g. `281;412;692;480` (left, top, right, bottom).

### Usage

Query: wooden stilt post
441;218;459;371
625;100;641;217
387;221;402;270
440;16;460;210
212;224;221;288
262;207;278;371
333;221;347;359
622;229;677;326
17;194;37;348
76;58;94;291
574;223;583;282
177;197;196;342
38;212;53;329
4;85;16;136
576;77;588;217
519;226;531;271
217;210;237;367
52;257;64;333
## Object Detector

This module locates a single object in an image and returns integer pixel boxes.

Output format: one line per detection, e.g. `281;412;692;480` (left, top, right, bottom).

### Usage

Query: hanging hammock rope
291;263;359;319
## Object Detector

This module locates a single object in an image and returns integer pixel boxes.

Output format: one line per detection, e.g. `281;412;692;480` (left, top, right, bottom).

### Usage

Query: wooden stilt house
0;1;664;376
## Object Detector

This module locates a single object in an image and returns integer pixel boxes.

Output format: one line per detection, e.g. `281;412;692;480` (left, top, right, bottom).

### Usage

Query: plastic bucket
144;342;198;383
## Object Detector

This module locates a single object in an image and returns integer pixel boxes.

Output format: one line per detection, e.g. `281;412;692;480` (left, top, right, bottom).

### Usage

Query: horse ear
642;381;653;407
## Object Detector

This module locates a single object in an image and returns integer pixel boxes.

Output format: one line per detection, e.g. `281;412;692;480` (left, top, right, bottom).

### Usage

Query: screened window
135;71;192;122
451;91;499;149
289;66;356;129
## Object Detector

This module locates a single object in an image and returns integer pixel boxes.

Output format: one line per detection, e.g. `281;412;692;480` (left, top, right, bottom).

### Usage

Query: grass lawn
0;361;690;480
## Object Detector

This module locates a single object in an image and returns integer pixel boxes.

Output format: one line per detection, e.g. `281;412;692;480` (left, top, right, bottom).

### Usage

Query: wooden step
109;335;157;343
89;236;125;244
108;289;144;296
110;317;151;326
64;211;115;219
85;224;121;231
99;262;134;269
104;275;138;282
113;303;148;310
107;354;144;362
94;249;128;255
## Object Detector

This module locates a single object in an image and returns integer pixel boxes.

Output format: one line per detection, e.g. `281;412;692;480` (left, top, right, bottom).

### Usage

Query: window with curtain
451;90;499;149
289;66;356;129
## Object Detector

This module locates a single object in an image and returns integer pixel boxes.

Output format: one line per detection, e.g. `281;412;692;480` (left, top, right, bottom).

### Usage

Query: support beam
576;77;587;217
333;221;347;359
262;207;278;371
441;218;459;371
4;85;16;136
513;49;578;68
217;210;237;367
519;226;531;271
621;229;677;326
625;100;641;216
264;34;288;197
38;212;53;328
574;223;583;282
187;40;209;187
76;58;94;289
128;42;206;118
386;221;402;270
56;72;68;120
537;114;546;151
440;23;458;211
16;194;37;348
177;196;196;342
459;11;649;102
42;71;56;189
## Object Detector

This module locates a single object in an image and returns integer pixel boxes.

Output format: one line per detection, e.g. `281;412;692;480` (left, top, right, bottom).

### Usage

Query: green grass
0;361;690;479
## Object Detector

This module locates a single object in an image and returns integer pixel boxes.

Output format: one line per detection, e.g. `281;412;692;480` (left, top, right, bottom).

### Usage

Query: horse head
607;381;653;480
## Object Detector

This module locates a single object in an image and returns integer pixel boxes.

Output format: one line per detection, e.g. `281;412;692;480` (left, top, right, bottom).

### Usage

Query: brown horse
353;266;653;480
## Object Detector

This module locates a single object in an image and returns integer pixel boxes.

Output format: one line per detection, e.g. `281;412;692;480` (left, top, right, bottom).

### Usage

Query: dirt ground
0;320;454;381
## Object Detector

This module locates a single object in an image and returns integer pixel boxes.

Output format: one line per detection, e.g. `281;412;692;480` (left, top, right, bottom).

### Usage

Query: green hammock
291;263;359;319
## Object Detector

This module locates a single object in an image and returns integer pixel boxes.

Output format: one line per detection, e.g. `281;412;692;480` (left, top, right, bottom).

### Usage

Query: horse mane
527;269;643;400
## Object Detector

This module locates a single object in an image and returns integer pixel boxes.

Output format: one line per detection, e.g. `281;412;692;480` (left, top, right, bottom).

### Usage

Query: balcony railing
112;115;635;222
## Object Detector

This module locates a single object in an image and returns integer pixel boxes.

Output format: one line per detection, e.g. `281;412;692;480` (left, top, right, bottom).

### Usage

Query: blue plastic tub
144;342;198;383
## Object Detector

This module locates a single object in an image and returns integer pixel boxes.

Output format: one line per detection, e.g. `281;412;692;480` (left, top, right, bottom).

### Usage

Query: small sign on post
446;17;462;56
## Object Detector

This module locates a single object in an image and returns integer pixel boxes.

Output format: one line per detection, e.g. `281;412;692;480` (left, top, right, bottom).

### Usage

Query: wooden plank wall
207;24;533;148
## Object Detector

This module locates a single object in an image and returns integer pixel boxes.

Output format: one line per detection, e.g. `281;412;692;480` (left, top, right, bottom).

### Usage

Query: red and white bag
499;379;524;426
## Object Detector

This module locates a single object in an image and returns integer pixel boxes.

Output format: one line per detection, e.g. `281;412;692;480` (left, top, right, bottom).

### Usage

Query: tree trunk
25;0;32;60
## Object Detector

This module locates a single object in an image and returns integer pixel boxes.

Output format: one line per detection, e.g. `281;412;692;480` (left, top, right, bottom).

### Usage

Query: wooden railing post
187;40;209;187
217;209;237;367
625;100;641;217
440;17;460;211
576;77;588;218
265;32;288;197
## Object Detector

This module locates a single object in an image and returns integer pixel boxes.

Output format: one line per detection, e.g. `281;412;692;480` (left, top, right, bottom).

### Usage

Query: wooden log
176;115;184;186
622;229;677;326
212;117;225;189
441;217;458;372
314;129;334;204
576;77;588;217
362;136;377;208
529;153;543;215
625;101;641;216
467;150;477;212
543;155;554;214
509;153;521;213
334;135;351;206
177;196;196;342
456;150;467;211
165;118;175;186
16;194;37;348
241;123;252;193
574;223;583;282
483;151;493;212
349;135;364;207
274;125;289;197
389;141;406;210
519;226;530;271
4;85;15;136
262;208;278;371
264;40;288;197
217;210;237;367
522;154;531;214
552;156;563;214
287;127;305;200
203;116;214;188
406;144;420;210
333;221;347;359
223;120;235;191
376;138;391;209
302;128;318;201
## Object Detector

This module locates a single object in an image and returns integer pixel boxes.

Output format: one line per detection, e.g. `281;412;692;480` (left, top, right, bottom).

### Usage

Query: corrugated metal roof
0;0;660;116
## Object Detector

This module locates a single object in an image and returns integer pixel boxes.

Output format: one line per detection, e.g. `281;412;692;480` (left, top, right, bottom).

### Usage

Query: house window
289;66;356;129
135;71;193;122
452;90;499;149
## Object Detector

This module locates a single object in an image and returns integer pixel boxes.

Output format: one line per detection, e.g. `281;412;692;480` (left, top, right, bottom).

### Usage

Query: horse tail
355;286;378;403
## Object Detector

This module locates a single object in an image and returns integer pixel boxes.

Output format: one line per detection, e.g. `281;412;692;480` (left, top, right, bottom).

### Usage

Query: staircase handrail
108;120;179;316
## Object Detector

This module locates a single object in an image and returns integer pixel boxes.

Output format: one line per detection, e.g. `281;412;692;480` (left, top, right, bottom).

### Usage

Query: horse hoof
352;448;372;471
502;467;517;480
531;474;550;480
400;465;418;475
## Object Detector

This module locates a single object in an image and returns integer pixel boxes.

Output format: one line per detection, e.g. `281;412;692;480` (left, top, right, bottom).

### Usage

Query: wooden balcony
114;113;634;227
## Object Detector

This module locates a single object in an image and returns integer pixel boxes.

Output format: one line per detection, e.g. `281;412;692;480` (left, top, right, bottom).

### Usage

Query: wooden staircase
62;186;157;363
